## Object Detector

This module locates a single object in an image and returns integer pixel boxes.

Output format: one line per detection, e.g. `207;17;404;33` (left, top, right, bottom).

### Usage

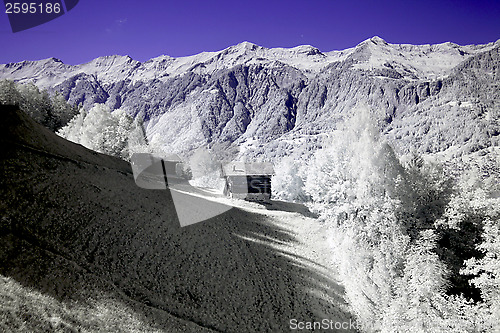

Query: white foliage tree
57;108;87;143
456;170;500;332
383;230;473;332
0;79;22;105
462;219;500;332
272;156;309;202
58;103;142;160
16;82;52;125
303;109;412;330
302;107;478;331
0;79;79;131
127;116;151;157
189;147;224;190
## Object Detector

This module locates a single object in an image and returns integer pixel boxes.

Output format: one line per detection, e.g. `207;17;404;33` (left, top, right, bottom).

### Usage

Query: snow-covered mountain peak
370;36;388;44
232;41;261;51
0;57;71;86
146;55;174;63
82;55;139;67
359;36;389;46
216;42;265;60
44;57;64;63
1;38;498;89
352;36;391;52
6;57;64;68
74;55;141;84
346;38;499;79
286;45;325;56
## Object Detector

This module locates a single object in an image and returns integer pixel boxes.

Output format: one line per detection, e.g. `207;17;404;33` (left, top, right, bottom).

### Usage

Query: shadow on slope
266;200;319;219
0;105;355;332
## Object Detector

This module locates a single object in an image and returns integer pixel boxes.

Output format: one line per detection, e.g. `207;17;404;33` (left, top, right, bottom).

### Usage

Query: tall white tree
58;104;140;160
189;147;224;190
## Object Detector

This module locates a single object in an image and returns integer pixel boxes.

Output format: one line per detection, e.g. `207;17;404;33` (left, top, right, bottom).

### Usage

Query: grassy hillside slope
0;105;354;332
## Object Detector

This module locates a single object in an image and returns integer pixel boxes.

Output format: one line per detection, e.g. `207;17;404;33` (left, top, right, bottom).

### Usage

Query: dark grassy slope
0;105;354;332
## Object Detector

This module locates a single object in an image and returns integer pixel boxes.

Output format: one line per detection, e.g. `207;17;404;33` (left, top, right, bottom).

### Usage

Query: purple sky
1;0;499;65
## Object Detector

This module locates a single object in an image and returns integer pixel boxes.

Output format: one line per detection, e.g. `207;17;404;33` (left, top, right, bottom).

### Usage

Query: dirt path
224;198;356;330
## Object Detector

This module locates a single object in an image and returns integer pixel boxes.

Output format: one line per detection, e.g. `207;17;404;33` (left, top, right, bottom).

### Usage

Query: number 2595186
5;2;61;14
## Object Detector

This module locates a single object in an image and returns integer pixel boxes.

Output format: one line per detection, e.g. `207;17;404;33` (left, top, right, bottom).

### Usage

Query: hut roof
221;162;275;177
163;153;183;163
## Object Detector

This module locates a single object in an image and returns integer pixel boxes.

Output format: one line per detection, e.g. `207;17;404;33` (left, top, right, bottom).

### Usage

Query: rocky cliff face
1;37;499;161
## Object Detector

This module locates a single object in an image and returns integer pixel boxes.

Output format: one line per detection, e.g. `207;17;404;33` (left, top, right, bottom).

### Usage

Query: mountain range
1;36;498;163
